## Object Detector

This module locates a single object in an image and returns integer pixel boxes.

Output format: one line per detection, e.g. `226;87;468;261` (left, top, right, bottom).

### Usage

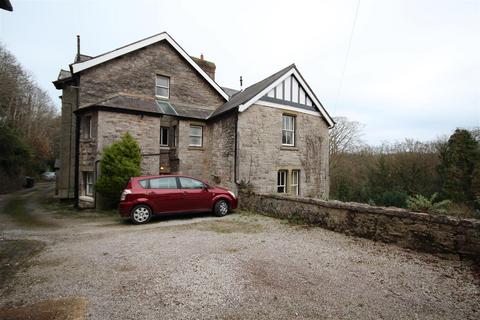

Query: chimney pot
200;53;204;60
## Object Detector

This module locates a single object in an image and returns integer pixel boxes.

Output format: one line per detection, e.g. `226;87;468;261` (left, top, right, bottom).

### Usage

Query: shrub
375;190;408;208
406;193;452;214
238;180;254;195
95;133;141;206
0;124;31;174
438;129;479;205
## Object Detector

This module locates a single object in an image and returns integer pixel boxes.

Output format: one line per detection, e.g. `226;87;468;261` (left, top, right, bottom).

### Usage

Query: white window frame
189;125;203;147
155;75;170;99
84;172;94;196
160;127;169;147
291;170;300;195
172;125;177;147
277;170;288;193
83;115;92;139
282;115;295;146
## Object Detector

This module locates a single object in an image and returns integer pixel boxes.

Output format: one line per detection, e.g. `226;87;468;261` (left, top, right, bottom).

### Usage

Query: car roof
133;174;201;180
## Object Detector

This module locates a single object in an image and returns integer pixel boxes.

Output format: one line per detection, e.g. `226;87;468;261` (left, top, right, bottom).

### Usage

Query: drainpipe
74;87;80;208
234;110;239;188
94;159;101;209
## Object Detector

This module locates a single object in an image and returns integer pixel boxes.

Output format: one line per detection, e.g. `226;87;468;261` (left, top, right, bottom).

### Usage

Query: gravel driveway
0;183;479;319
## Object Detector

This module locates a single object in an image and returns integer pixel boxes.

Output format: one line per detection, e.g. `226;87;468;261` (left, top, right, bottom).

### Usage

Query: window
282;115;295;146
83;172;94;196
82;116;92;139
155;75;170;98
149;177;178;189
291;170;300;195
189;125;203;147
277;170;287;193
160;127;169;146
179;177;205;189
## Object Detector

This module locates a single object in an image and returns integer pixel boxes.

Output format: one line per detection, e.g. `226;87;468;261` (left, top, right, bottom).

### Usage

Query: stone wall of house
240;192;480;258
57;86;77;199
96;111;161;176
237;104;329;198
78;41;225;111
176;119;210;180
207;113;237;191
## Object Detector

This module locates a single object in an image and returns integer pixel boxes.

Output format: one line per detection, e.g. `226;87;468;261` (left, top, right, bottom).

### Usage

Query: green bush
406;193;452;214
95;133;141;206
375;190;408;208
0;124;31;174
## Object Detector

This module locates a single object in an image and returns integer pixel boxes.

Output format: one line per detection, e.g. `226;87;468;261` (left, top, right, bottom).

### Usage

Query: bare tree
329;116;365;157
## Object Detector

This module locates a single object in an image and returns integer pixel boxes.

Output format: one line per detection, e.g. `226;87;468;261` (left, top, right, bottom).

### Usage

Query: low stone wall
239;192;480;258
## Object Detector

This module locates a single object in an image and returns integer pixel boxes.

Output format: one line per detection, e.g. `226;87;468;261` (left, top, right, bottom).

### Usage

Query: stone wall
240;192;480;258
97;110;161;175
176;119;210;180
207;113;236;191
57;86;77;199
78;41;225;111
237;104;329;198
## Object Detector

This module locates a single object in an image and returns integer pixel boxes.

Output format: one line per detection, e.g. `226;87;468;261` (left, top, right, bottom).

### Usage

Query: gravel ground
0;183;479;319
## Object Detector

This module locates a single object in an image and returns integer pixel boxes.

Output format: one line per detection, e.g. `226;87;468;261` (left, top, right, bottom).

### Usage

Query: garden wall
239;192;480;258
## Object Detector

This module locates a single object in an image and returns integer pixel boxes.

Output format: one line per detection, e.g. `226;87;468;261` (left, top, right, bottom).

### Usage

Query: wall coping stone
247;193;480;228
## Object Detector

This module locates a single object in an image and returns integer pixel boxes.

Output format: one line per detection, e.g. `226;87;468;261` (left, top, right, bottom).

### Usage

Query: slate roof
221;87;240;98
76;54;93;62
210;64;295;118
0;0;13;11
76;94;213;120
58;69;72;80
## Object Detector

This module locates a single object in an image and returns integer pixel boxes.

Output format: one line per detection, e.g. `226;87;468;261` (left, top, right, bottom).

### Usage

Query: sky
0;0;478;145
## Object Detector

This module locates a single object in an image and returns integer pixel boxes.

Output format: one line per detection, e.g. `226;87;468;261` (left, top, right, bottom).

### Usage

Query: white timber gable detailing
267;75;314;107
238;68;335;127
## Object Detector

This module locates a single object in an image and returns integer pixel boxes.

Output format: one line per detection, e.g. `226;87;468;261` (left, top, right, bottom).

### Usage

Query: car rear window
149;177;178;189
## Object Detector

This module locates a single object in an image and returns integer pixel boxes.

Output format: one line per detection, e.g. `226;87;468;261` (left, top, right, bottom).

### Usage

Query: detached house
53;32;334;208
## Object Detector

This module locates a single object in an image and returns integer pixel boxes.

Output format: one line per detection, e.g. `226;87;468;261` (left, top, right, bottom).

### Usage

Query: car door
147;177;183;214
178;177;213;212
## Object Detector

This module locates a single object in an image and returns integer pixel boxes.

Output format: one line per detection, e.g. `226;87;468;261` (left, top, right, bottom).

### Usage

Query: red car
119;175;238;224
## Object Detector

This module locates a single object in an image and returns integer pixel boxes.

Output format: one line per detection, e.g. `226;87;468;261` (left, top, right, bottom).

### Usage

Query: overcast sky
0;0;478;144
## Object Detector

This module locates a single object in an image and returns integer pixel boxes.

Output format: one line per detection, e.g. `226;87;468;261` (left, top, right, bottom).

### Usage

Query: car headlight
228;191;236;198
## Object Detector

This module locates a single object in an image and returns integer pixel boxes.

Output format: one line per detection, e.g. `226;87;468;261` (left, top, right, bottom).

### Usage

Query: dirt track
0;183;479;319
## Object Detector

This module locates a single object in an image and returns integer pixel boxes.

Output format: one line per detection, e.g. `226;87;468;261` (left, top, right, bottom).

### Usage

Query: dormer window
155;75;170;99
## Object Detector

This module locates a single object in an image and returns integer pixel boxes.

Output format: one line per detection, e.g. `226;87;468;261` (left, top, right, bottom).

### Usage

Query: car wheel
131;205;152;224
214;199;229;217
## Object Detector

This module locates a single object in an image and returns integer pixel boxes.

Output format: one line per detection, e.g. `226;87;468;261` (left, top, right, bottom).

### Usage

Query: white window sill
79;196;94;203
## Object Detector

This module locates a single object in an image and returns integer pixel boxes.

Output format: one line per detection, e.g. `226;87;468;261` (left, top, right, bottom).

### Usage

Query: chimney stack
76;35;81;62
191;54;216;80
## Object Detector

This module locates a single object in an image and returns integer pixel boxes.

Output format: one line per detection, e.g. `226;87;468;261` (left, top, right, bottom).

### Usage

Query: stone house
53;32;334;208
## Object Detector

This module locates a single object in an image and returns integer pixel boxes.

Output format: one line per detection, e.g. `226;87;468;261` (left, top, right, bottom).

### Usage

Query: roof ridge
72;32;168;64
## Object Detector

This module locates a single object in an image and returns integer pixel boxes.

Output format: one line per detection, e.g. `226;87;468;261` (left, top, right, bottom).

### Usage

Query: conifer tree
95;133;141;205
437;129;479;205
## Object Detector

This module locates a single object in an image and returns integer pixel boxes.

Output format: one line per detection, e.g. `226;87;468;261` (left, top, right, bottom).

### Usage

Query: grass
0;297;88;320
41;197;117;220
1;197;52;228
